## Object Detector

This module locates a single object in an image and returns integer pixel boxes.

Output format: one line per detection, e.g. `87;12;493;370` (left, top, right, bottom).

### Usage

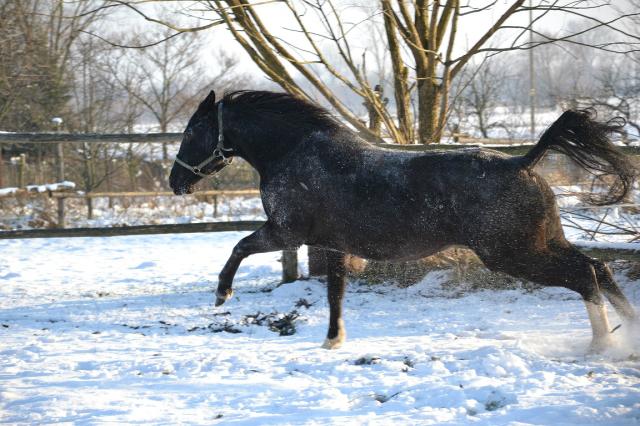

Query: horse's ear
201;90;216;110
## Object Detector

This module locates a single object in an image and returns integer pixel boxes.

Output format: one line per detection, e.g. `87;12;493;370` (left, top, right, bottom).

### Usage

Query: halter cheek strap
174;101;233;178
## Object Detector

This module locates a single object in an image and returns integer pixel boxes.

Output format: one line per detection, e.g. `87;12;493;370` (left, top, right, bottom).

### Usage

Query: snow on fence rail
573;241;640;262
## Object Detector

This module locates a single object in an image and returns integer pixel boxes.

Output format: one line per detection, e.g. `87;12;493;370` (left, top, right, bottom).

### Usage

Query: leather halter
174;102;233;177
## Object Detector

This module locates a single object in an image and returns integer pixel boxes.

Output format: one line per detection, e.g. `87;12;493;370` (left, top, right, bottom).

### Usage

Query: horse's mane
223;90;340;132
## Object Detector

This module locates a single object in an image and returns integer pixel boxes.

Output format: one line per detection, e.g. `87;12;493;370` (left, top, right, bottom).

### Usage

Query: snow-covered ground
1;232;639;425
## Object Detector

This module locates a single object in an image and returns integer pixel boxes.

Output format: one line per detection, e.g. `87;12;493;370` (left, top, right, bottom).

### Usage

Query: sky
93;0;638;118
100;0;630;83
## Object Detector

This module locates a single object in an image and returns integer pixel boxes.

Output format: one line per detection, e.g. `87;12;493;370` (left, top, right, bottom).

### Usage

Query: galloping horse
169;90;637;351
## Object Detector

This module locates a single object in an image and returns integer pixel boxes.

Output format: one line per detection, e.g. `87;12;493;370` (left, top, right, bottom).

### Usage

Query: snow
573;240;640;252
0;187;18;196
25;180;76;193
1;232;639;424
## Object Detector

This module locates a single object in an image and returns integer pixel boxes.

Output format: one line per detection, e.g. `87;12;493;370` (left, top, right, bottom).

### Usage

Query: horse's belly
309;221;453;262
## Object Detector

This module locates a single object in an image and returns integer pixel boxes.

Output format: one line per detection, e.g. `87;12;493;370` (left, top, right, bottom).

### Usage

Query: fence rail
0;132;181;143
0;220;263;239
1;221;638;264
2;132;640;154
0;188;260;199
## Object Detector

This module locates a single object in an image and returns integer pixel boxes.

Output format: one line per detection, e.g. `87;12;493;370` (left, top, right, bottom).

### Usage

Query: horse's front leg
216;222;295;306
322;250;348;349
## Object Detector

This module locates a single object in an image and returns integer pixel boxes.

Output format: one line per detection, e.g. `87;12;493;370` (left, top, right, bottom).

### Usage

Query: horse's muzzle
172;184;194;195
169;163;198;195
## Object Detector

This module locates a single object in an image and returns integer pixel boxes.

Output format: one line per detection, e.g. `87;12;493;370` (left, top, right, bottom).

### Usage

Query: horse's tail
521;108;636;205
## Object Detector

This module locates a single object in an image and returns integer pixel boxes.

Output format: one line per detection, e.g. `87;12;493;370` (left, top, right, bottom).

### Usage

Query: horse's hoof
321;336;344;350
588;336;613;354
215;288;233;307
321;320;345;350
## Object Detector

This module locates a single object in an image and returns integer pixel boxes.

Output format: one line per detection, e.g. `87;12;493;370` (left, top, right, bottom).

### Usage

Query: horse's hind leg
322;250;347;349
592;261;637;326
477;245;614;352
581;264;614;352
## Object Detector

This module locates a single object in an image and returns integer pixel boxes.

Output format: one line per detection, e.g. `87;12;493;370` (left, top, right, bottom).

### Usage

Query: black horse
169;90;637;351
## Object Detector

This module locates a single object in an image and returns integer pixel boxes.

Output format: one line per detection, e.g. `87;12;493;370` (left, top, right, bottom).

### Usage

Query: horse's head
169;90;233;195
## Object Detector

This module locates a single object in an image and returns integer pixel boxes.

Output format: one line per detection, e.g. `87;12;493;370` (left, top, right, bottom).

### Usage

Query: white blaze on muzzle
174;101;233;178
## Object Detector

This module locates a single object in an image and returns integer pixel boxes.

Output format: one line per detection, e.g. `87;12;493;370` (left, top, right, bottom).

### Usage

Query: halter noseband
174;101;233;178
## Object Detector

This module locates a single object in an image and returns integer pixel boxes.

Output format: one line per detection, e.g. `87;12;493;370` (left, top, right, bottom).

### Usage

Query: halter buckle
213;147;234;165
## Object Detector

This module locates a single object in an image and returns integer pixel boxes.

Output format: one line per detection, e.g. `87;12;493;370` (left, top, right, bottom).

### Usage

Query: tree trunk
417;82;441;144
382;1;413;144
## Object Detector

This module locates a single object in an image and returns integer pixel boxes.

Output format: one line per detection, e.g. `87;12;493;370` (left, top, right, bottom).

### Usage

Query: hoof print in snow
121;324;151;331
186;321;242;334
401;356;415;372
208;321;242;334
243;310;300;336
484;390;512;412
373;391;401;403
269;311;299;336
295;298;313;309
354;355;381;366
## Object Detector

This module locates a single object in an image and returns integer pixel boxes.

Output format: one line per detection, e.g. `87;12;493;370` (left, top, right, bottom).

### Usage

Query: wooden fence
0;188;259;199
0;220;300;283
1;132;639;265
3;131;639;151
1;219;638;265
0;132;262;226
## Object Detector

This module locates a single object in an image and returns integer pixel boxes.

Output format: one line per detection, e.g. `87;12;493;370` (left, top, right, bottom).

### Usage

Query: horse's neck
236;127;354;177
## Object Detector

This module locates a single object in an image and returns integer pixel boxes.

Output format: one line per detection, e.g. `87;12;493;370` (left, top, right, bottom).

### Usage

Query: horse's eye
184;129;193;139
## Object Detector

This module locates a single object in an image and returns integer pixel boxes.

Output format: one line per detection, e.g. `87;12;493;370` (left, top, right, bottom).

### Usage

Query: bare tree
107;26;244;158
584;58;640;139
0;0;104;131
458;60;508;138
35;1;640;145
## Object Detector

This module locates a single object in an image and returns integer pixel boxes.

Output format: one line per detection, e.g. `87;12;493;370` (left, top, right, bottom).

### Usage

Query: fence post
0;141;4;188
17;154;26;187
281;250;298;283
56;142;65;228
86;196;93;220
